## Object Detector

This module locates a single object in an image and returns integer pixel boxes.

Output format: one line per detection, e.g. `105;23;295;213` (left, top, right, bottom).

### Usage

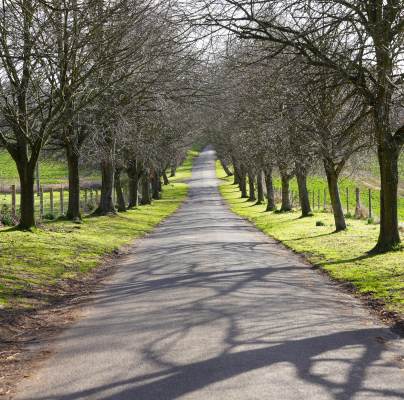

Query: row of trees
188;0;403;253
210;46;373;228
0;0;203;228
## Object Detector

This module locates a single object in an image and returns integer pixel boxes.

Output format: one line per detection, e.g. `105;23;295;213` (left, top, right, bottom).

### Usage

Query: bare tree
193;0;404;251
0;1;67;228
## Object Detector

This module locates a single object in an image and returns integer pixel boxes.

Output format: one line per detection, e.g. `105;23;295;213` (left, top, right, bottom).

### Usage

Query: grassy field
0;150;99;186
217;162;404;316
272;172;404;222
0;150;198;311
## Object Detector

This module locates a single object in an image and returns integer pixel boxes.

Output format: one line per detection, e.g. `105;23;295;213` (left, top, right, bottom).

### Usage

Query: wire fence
276;185;404;221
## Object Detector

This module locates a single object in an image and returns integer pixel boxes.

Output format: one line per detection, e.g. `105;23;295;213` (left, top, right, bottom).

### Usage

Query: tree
291;72;370;230
196;0;404;251
0;1;66;228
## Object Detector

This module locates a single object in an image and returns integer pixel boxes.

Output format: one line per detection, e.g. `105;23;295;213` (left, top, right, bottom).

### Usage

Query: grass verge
271;173;404;221
217;162;404;317
0;150;198;311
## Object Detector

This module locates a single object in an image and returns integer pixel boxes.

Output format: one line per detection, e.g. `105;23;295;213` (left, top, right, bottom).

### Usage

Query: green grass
217;162;404;316
0;150;198;310
272;173;404;222
0;150;99;185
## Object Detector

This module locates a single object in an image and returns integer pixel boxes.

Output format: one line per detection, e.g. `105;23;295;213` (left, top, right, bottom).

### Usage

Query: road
15;148;404;400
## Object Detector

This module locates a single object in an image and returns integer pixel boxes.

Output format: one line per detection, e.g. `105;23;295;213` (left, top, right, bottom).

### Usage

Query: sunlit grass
0;150;99;185
217;161;404;315
0;151;197;310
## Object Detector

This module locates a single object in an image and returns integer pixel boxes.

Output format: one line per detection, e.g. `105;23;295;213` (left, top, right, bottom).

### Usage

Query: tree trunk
162;170;169;185
264;167;276;211
232;157;240;185
65;142;81;220
239;166;248;198
157;171;163;192
371;45;401;252
170;166;176;177
152;170;161;200
233;168;240;185
17;163;36;229
256;171;264;205
248;172;256;201
374;143;401;251
296;169;312;217
324;161;346;231
220;160;233;176
114;168;126;212
280;172;292;212
94;159;116;215
127;162;141;208
140;172;152;205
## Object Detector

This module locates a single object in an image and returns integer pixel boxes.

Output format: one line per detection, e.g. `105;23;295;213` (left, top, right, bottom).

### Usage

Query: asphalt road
15;148;404;400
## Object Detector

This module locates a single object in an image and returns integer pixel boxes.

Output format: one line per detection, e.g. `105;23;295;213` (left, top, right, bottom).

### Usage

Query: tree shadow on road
18;156;404;400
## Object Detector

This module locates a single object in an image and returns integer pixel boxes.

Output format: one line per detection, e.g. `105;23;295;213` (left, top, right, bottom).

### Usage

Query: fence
274;185;404;221
0;185;103;220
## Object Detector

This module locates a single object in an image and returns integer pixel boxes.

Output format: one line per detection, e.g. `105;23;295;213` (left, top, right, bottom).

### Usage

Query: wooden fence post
95;189;99;205
60;186;64;215
39;187;44;218
317;189;320;210
50;188;54;215
11;185;16;216
346;187;349;214
355;188;361;218
368;189;372;219
323;188;327;210
84;189;88;212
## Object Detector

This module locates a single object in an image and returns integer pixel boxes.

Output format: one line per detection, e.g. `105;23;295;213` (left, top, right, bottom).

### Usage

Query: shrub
0;205;18;226
86;201;95;211
43;212;56;220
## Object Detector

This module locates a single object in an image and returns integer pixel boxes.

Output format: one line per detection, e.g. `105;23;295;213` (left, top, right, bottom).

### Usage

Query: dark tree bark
170;166;176;177
373;131;401;252
239;165;248;198
162;170;169;185
323;160;346;231
296;169;312;217
152;170;161;200
256;171;264;205
371;46;402;251
140;172;152;205
264;167;276;211
8;143;41;229
280;171;292;212
94;159;116;215
157;171;163;193
220;159;233;177
16;162;36;229
114;168;126;212
233;168;240;185
232;157;240;185
65;142;81;220
126;161;142;208
248;172;256;201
